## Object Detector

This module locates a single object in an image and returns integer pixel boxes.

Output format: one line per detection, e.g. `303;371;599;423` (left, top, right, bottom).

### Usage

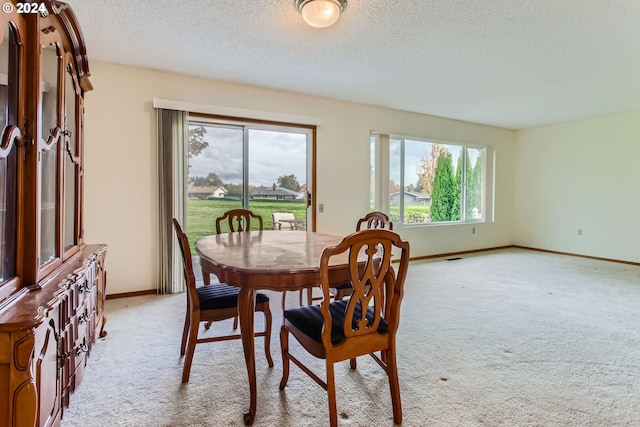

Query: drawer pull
75;343;88;356
78;312;90;324
58;351;70;368
78;282;90;293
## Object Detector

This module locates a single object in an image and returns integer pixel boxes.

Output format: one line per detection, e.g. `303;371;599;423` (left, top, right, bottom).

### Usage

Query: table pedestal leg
238;285;257;425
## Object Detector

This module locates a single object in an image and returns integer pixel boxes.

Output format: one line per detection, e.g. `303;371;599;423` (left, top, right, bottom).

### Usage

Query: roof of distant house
253;186;299;196
390;191;431;199
187;185;226;194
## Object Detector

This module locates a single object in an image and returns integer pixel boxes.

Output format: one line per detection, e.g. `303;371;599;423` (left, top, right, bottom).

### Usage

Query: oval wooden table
195;230;353;425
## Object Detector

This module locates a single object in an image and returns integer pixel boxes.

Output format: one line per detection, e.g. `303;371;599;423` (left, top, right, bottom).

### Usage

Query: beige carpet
60;248;640;426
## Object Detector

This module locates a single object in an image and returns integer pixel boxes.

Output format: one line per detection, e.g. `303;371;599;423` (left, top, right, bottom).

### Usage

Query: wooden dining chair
215;208;263;233
202;209;264;287
172;218;273;383
299;212;395;306
356;211;394;232
328;211;394;302
279;229;409;427
202;209;265;329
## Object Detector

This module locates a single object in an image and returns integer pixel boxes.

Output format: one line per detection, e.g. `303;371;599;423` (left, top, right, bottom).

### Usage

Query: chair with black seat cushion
216;208;263;233
356;211;394;232
279;228;410;427
329;211;394;301
173;218;273;383
201;208;263;287
203;209;264;329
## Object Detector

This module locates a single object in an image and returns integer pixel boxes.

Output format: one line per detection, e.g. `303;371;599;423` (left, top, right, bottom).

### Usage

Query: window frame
371;131;495;227
186;113;317;229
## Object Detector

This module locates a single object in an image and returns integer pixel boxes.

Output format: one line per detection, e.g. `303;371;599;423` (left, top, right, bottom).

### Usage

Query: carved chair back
319;229;409;351
356;211;393;231
215;209;263;233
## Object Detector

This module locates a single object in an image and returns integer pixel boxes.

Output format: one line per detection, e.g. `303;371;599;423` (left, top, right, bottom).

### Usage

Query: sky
188;125;308;188
384;137;479;190
189;125;478;191
388;138;461;189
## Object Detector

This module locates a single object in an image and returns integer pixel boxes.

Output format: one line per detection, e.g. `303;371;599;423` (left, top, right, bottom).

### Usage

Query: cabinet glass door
0;22;18;285
64;66;78;251
40;44;61;266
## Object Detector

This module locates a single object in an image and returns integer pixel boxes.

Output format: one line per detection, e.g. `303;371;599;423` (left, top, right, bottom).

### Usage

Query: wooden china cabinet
0;1;107;426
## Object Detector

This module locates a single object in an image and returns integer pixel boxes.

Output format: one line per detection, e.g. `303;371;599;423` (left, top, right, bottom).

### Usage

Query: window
186;115;314;241
371;132;494;226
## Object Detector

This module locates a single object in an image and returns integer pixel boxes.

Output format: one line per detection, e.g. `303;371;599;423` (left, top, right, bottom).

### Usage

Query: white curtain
157;108;187;294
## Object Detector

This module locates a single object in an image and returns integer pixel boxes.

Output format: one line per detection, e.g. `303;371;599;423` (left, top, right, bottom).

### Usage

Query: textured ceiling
66;0;640;129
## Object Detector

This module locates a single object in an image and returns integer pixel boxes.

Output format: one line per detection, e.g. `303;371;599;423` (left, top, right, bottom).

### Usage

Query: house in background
187;185;227;200
252;185;299;200
390;191;431;206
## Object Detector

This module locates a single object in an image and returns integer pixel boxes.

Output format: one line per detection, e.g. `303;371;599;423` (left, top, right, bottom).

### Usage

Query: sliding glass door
186;116;313;242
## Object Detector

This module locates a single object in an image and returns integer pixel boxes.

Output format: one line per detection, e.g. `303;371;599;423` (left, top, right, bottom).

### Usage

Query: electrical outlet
319;203;324;213
472;227;476;235
578;229;583;236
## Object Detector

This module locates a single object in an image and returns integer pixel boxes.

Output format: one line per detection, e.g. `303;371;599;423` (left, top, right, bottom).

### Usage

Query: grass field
186;199;307;251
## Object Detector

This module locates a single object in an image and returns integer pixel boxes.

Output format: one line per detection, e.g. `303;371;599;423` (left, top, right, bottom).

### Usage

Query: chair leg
263;305;274;367
232;316;239;330
182;320;200;383
385;349;403;424
180;308;190;356
202;275;211;329
279;326;290;390
281;291;287;311
349;358;357;370
326;362;338;427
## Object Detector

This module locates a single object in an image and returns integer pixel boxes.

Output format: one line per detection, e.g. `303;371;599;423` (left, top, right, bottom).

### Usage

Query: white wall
513;109;640;263
83;61;516;295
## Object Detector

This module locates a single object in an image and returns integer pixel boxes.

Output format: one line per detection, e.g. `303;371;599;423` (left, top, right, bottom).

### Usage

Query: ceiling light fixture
295;0;347;28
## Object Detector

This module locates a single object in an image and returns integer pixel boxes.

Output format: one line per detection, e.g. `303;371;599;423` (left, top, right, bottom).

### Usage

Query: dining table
195;229;354;425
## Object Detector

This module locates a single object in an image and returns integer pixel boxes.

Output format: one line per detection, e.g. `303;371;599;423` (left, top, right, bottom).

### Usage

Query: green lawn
187;199;429;252
186;199;307;251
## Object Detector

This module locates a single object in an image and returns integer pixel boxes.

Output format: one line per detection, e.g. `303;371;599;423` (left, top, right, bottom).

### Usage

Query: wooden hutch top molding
45;0;92;92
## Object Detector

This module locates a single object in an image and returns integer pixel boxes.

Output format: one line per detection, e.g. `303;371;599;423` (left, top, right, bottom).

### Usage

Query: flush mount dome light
295;0;347;28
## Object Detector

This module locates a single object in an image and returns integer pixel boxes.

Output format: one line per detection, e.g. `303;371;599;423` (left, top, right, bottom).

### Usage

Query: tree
416;143;447;196
277;174;300;191
389;179;400;194
452;154;462;221
224;183;244;199
466;149;483;218
188;126;208;160
188;172;223;187
430;152;456;222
